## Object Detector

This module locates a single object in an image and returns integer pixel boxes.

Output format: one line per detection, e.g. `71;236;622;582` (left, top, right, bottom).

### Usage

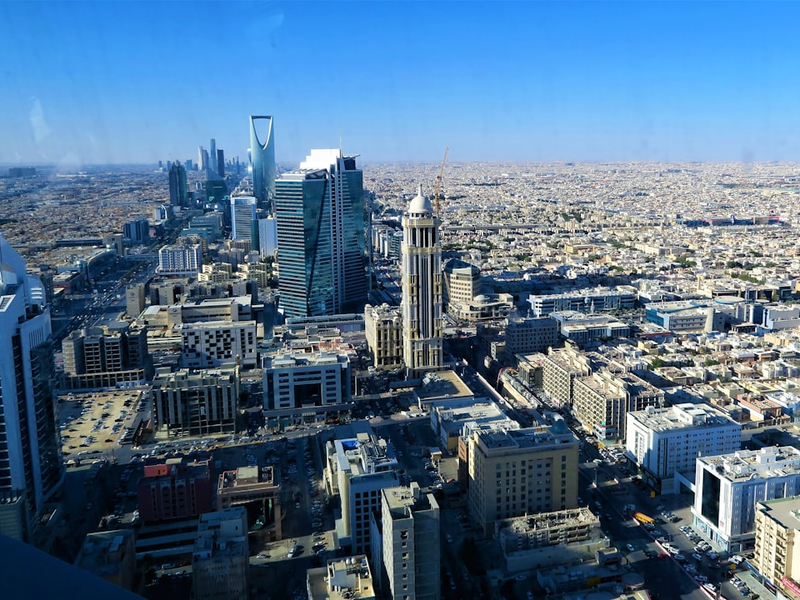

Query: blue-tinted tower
249;116;276;208
275;150;367;318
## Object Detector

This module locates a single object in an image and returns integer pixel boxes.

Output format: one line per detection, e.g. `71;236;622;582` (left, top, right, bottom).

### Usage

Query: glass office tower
275;150;367;319
0;234;64;542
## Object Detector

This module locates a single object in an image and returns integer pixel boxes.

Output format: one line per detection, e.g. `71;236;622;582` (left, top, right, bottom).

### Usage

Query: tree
650;356;664;369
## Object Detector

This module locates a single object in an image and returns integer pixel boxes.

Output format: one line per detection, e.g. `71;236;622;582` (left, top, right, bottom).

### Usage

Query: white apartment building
626;403;741;494
693;447;800;553
179;320;257;369
380;484;440;600
157;241;203;276
327;433;400;555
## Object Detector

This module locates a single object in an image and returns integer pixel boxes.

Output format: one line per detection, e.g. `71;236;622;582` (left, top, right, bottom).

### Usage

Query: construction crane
433;146;449;217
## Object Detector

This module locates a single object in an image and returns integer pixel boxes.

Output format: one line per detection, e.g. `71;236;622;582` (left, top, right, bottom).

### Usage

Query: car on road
626;543;635;552
703;583;718;594
692;553;704;561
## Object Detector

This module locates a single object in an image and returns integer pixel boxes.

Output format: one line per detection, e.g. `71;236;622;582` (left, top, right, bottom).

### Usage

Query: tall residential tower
401;187;443;380
249;115;276;207
274;149;367;319
0;234;63;543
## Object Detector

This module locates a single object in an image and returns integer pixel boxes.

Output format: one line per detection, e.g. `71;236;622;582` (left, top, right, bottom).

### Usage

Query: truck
634;512;655;525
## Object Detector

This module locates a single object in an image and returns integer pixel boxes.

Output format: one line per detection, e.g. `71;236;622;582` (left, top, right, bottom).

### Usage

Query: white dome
408;185;433;215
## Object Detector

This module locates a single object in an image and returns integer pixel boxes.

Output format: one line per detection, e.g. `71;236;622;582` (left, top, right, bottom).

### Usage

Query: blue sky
2;1;799;166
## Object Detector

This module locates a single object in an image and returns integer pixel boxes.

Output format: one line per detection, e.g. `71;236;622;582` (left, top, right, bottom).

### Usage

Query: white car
626;543;635;552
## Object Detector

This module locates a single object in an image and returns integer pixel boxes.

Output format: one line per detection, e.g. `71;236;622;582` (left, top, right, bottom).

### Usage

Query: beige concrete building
379;483;440;600
306;555;376;600
443;259;481;311
74;529;138;593
192;507;249;600
217;465;281;540
364;303;403;369
572;370;664;441
125;283;146;318
152;366;239;437
495;508;604;571
541;346;607;407
62;323;151;389
754;496;800;597
413;369;474;409
467;425;580;536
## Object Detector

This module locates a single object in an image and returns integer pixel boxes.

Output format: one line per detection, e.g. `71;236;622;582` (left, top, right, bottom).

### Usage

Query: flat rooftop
700;446;800;480
628;402;740;432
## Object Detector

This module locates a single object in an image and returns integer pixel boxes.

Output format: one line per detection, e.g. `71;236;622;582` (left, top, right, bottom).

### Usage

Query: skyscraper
401;187;443;380
249;115;276;207
274;150;366;319
198;146;206;171
230;196;257;244
216;149;225;178
209;138;217;174
168;161;187;206
0;234;63;543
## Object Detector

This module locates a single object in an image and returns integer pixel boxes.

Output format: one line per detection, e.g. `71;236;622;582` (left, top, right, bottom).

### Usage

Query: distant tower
401;186;443;380
168;161;187;207
198;146;206;171
0;234;64;542
209;138;217;174
217;149;225;178
249;115;276;207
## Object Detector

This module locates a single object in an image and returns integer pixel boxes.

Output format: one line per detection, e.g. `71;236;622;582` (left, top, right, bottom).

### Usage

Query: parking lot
58;388;149;460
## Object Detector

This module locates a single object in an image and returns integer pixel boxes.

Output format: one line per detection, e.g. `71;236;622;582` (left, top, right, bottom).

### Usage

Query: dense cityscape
3;106;800;600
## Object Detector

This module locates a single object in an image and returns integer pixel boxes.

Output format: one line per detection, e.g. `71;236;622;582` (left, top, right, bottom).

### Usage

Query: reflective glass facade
249;115;276;207
275;154;366;318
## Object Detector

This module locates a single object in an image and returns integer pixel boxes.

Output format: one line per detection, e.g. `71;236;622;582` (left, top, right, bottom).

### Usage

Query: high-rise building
401;187;443;380
156;241;203;276
257;217;277;256
192;508;250;600
209;138;217;174
168;161;187;206
379;483;441;600
249;115;276;206
230;196;257;243
198;146;206;171
466;425;579;536
0;234;63;543
125;283;146;318
217;149;225;177
275;150;367;319
327;432;399;555
123;218;149;245
364;303;403;370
